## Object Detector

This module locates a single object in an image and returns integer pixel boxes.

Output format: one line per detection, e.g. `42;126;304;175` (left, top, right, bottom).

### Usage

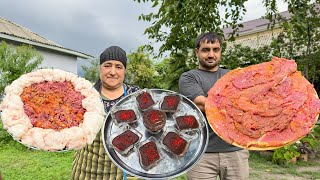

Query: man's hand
194;96;207;112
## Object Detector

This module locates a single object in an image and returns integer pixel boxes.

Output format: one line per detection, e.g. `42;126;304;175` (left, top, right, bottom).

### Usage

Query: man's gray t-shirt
179;68;242;153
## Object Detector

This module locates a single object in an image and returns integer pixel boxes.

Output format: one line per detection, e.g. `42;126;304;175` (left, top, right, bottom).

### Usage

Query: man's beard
199;59;219;70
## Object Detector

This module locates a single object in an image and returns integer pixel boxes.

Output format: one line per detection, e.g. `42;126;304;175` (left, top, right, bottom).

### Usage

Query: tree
134;0;247;56
126;46;158;89
264;0;320;91
134;0;320;91
222;44;273;69
132;0;258;91
153;58;170;89
0;41;43;96
81;58;100;83
155;50;197;91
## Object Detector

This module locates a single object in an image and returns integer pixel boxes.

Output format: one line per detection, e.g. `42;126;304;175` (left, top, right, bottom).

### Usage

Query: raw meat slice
205;57;320;150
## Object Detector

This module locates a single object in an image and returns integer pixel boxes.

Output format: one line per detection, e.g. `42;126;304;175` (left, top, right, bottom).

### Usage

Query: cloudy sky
0;0;288;58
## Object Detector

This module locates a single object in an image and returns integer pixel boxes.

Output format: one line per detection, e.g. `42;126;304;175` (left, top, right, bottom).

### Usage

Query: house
0;17;93;74
223;11;291;49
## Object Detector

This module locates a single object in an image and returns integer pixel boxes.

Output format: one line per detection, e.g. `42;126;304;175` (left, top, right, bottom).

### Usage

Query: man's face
100;60;125;90
195;40;222;71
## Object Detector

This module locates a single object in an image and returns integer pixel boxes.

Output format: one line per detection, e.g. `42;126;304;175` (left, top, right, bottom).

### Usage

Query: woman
72;46;140;180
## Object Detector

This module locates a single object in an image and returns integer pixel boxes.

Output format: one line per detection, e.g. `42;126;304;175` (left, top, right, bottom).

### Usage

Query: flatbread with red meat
0;69;105;151
205;57;320;150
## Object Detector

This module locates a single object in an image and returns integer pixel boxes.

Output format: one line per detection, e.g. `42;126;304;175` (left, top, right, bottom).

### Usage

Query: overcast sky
0;0;288;58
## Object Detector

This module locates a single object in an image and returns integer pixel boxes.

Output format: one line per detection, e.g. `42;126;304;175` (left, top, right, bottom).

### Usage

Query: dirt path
249;168;313;180
249;153;320;180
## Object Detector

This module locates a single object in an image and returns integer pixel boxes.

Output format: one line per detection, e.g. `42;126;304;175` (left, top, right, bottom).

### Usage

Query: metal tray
102;89;209;179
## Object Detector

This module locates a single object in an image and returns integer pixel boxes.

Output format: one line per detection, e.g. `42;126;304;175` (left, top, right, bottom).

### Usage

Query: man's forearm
194;96;207;112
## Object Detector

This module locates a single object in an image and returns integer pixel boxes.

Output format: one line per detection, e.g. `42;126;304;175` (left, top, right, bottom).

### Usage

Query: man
179;32;249;180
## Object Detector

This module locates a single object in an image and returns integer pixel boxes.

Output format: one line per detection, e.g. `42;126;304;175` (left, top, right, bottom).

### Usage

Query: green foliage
222;44;273;69
125;46;198;91
133;0;320;93
126;46;158;89
153;58;170;90
0;41;43;95
133;0;250;92
273;126;320;165
81;58;99;83
265;0;320;87
134;0;247;56
296;51;320;92
300;136;319;150
300;125;320;149
152;50;198;91
0;120;14;145
166;51;196;91
272;144;300;164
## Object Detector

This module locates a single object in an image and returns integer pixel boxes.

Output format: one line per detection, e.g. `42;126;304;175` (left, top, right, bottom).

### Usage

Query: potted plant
296;141;312;161
299;132;319;159
272;144;300;165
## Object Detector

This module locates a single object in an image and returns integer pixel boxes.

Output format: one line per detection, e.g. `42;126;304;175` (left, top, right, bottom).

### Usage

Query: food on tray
142;109;166;132
112;130;139;153
136;91;155;110
0;69;105;151
163;131;188;156
114;110;137;124
138;141;161;170
205;57;320;150
160;95;181;112
175;115;199;130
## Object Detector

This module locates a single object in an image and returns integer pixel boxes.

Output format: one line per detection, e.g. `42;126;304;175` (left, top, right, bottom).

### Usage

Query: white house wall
37;49;77;74
0;39;79;74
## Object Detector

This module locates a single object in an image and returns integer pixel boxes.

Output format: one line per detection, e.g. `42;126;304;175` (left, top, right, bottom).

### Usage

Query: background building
0;17;93;74
223;11;290;49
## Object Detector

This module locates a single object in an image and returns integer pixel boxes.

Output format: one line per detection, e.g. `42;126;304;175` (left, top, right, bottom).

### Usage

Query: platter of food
205;57;320;150
0;69;105;151
102;89;209;179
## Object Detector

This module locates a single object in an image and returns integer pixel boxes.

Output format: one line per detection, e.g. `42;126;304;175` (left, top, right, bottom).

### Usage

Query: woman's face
100;60;125;90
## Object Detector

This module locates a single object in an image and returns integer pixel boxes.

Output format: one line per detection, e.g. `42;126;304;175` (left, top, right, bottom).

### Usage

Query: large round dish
0;69;105;151
205;57;320;150
0;98;106;153
102;89;209;179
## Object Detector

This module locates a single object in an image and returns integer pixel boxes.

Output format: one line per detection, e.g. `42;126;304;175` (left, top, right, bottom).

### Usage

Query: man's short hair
195;32;222;48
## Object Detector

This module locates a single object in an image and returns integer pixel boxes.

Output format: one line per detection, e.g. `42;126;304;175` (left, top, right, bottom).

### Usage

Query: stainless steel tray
102;89;208;179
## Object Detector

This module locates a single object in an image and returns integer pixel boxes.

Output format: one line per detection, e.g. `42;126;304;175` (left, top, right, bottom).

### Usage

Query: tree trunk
305;23;311;80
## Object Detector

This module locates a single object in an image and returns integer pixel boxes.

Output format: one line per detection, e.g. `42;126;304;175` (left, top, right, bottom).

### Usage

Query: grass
0;135;319;180
0;139;189;180
249;151;320;180
0;141;74;180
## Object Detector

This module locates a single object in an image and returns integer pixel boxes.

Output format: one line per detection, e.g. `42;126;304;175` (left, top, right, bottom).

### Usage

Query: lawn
0;141;74;180
1;140;320;180
1;121;319;180
249;151;320;180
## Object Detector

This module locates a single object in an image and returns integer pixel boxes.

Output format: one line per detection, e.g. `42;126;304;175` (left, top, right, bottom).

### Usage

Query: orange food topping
21;81;86;131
